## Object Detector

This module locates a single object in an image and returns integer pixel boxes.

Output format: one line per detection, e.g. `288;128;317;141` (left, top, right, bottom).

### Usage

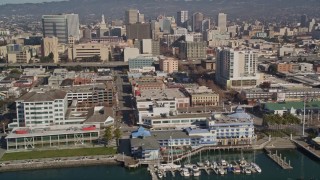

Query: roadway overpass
0;62;129;69
0;59;201;69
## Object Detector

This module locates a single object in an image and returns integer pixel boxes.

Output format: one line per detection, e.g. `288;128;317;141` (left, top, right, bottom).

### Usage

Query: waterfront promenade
0;155;117;172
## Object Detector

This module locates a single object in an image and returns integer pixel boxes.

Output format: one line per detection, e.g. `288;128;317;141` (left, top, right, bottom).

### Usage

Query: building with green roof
263;101;320;116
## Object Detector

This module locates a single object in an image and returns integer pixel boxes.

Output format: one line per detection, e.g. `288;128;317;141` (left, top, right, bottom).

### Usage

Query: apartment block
159;58;178;73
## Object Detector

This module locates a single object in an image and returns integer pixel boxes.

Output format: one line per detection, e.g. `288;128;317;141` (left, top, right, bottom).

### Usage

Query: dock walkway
265;150;293;169
171;145;252;163
148;164;158;180
292;138;320;159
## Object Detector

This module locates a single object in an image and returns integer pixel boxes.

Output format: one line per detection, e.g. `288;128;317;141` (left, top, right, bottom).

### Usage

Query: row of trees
40;52;54;63
104;126;122;146
263;113;300;126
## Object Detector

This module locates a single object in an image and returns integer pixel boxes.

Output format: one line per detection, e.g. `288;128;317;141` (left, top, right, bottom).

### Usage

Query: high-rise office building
125;9;139;25
42;14;80;44
138;13;145;23
177;11;188;27
201;18;210;32
162;18;172;34
192;12;204;32
98;14;109;37
300;14;308;27
215;48;259;89
41;36;59;63
179;41;206;60
218;13;227;33
133;39;160;56
126;23;152;39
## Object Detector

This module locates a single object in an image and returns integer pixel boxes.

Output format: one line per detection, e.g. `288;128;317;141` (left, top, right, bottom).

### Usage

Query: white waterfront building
14;90;68;127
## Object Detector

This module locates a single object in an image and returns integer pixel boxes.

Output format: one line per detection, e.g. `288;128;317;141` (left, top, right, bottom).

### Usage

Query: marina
0;149;320;180
148;148;265;179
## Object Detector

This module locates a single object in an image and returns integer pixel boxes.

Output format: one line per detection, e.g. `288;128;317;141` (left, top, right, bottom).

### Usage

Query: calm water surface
0;150;319;180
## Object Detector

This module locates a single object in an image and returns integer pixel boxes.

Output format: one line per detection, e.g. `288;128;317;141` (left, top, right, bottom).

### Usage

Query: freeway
0;59;202;69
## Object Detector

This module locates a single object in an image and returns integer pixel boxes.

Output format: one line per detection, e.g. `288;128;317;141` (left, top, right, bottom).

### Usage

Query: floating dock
265;149;293;169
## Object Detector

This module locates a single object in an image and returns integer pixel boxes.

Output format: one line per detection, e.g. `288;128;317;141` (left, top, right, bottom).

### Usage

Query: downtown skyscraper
177;10;188;27
42;14;80;44
218;13;227;33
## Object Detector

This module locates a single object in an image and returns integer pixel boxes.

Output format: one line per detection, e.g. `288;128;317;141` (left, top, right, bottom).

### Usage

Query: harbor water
0;149;319;180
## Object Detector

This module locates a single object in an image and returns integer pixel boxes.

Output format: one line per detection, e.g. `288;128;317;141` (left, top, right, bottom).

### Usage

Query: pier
169;144;253;163
292;138;320;160
265;149;293;169
147;164;158;180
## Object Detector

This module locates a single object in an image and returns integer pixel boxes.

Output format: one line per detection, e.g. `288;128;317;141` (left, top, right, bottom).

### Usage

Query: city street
114;71;137;134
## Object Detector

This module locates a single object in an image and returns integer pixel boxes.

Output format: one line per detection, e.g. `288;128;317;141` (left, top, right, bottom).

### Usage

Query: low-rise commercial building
130;107;255;160
6;124;100;151
159;58;178;74
242;87;320;105
190;92;219;107
128;56;155;71
68;43;110;62
263;101;320;116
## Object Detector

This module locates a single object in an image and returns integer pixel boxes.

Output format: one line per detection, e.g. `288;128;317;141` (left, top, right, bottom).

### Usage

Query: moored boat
242;168;251;175
184;163;194;169
192;165;201;177
251;162;262;173
204;160;211;167
218;168;225;175
212;161;218;169
180;168;191;177
220;159;227;166
157;172;163;179
233;167;241;174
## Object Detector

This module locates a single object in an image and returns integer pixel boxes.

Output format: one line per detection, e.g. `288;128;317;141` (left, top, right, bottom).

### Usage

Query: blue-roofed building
185;127;217;146
207;107;255;145
131;126;151;138
227;106;252;120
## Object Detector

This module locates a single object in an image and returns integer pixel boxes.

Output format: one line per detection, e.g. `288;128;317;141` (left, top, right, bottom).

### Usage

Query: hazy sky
0;0;66;5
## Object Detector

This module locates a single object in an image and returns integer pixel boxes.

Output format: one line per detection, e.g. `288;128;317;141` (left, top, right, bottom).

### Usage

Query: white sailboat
197;150;204;167
251;162;262;173
180;168;191;177
184;151;193;169
192;165;201;177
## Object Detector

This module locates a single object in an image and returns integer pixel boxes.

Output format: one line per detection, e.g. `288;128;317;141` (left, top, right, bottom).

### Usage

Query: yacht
196;162;204;167
220;159;227;166
157;171;163;179
204;160;211;167
218;168;225;175
180;168;191;177
242;168;251;175
233;167;241;174
159;163;181;171
212;161;218;169
251;162;262;173
239;159;247;167
184;163;194;169
192;165;201;177
226;164;233;173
